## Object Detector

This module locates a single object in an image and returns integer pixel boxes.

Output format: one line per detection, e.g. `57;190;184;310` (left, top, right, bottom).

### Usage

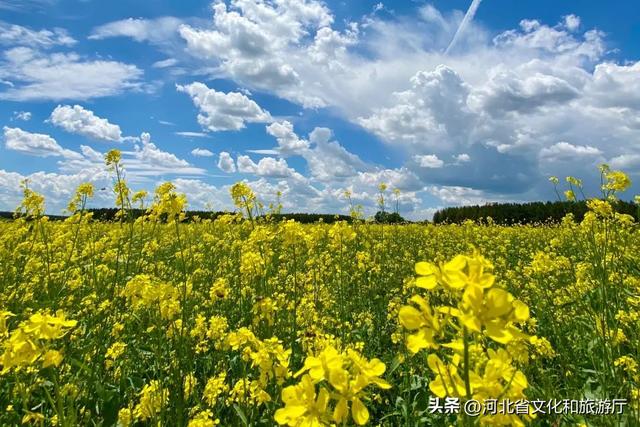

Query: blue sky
1;0;639;218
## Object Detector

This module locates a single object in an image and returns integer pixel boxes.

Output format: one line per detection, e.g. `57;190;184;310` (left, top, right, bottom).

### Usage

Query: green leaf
233;404;249;426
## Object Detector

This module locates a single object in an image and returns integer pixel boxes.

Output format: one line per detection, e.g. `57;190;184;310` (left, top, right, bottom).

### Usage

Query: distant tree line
432;200;639;225
0;209;355;224
87;208;233;222
374;211;406;224
0;211;67;221
6;200;636;225
259;213;354;224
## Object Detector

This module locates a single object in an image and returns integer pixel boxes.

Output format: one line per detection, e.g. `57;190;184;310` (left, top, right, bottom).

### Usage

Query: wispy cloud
175;131;209;138
445;0;483;54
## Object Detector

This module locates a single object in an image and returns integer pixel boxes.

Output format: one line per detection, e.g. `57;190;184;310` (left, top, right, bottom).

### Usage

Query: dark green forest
432;200;639;224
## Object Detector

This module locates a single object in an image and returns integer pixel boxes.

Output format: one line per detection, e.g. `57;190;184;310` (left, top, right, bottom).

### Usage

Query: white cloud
170;4;640;202
246;149;280;155
471;69;580;116
308;26;358;69
89;17;183;44
80;145;104;162
358;65;475;148
262;123;365;180
49;105;123;142
539;142;603;162
0;20;76;47
303;127;365;181
454;153;470;163
153;58;178;69
587;61;640;110
172;178;228;211
217;151;236;173
266;120;309;154
234;175;326;213
3;126;81;159
134;132;190;169
56;135;205;181
0;0;57;13
175;131;209;138
426;185;489;205
0;47;143;101
0;167;111;213
191;148;214;157
609;154;640;170
177;82;272;131
12;111;31;121
355;168;423;193
414;154;444;168
178;0;342;107
493;18;603;59
564;15;581;32
237;155;295;178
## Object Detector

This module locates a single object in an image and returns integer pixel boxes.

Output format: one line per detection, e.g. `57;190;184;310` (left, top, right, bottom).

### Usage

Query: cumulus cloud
303;127;366;181
49;105;123;142
426;185;492;206
266;120;309;154
177;82;272;131
261;122;365;181
609;154;640;170
217;151;236;173
471;69;580;117
178;0;347;107
492;18;603;59
414;154;444;168
3;126;81;159
237;155;295;178
454;153;470;163
358;65;475;148
0;131;211;213
539;142;603;162
191;148;214;157
134;132;189;169
587;62;640;110
117;3;638;198
172;178;229;211
354;168;423;193
564;15;581;32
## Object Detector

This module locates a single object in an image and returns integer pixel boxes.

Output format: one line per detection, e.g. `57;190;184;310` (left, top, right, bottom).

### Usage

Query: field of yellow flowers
0;151;639;426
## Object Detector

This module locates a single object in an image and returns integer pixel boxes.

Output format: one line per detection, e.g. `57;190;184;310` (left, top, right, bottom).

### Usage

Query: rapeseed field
1;152;638;426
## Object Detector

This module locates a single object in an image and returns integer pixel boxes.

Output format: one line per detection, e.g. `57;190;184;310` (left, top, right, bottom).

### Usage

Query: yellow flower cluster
121;274;181;321
133;380;169;421
400;252;535;426
148;182;187;221
275;345;390;426
226;327;291;389
1;310;76;374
